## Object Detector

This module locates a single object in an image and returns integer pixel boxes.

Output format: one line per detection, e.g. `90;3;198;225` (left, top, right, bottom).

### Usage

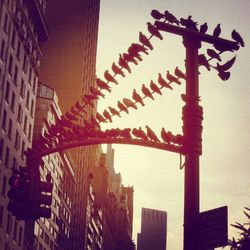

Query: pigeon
123;98;137;110
147;22;163;40
81;96;94;107
174;66;186;80
70;106;80;115
213;24;221;37
103;109;112;123
89;86;105;98
84;94;99;101
207;49;221;61
74;101;85;111
137;127;148;140
151;9;164;20
199;22;208;34
166;70;181;85
150;80;162;95
158;73;173;90
96;78;111;92
215;56;236;72
108;106;121;117
214;43;236;53
161;128;170;143
104;70;118;85
145;125;160;142
123;52;139;65
65;112;78;121
164;10;180;25
112;62;125;77
96;112;106;123
231;29;244;47
142;83;154;100
121;128;132;139
132;128;144;140
90;115;100;129
129;43;149;55
118;53;131;73
180;16;198;30
132;89;145;106
218;70;230;81
127;45;143;61
198;54;211;71
117;101;129;114
139;32;153;50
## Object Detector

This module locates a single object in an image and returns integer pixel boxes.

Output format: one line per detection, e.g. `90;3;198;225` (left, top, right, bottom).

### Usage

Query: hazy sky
96;1;250;249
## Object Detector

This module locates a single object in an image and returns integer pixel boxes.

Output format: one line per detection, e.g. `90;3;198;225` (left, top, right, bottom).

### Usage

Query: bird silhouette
145;125;160;142
139;32;153;50
142;83;154;100
198;54;211;71
218;70;230;81
231;29;244;47
207;49;221;61
104;70;118;85
89;86;105;98
158;73;173;90
127;45;143;61
166;70;181;85
112;62;125;77
74;101;85;111
108;106;121;117
151;9;164;20
161;128;170;143
123;52;139;65
121;128;132;139
103;109;112;123
180;16;198;30
123;98;137;110
117;101;129;114
199;22;208;33
174;66;186;80
147;22;163;40
70;106;80;115
118;53;131;73
213;24;221;37
90;115;100;129
164;10;180;25
81;95;94;107
96;112;106;123
214;43;238;53
96;78;111;92
215;56;236;72
84;94;99;101
129;43;149;55
132;89;145;106
150;80;162;95
65;112;78;121
138;127;148;140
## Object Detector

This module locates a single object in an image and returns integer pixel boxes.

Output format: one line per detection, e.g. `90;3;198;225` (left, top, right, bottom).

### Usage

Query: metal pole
182;36;203;250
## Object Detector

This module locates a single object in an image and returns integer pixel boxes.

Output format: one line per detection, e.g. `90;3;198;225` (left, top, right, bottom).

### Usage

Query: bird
166;70;181;85
96;112;106;123
120;128;132;139
112;62;125;77
127;45;143;62
215;56;236;72
74;101;85;111
198;54;211;71
147;22;163;40
108;106;121;117
139;32;153;50
207;49;221;61
122;52;139;65
90;115;100;129
231;29;244;47
132;128;148;140
104;70;118;85
199;22;208;33
103;109;112;123
151;9;164;20
65;112;78;121
141;83;154;100
70;106;80;115
213;43;237;53
123;98;137;110
118;53;131;73
164;10;180;25
132;89;145;106
84;94;99;101
129;43;149;55
161;128;170;143
158;73;173;90
145;125;160;142
218;70;230;81
89;86;105;98
96;78;111;92
213;24;221;37
180;16;198;30
150;80;162;95
174;66;186;80
117;101;129;114
81;96;94;107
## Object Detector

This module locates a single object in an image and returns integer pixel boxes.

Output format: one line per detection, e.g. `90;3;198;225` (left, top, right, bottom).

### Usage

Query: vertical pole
182;37;203;250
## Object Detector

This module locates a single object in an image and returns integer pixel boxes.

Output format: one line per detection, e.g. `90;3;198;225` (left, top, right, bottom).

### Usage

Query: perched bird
158;73;173;90
150;80;162;95
213;24;221;37
174;66;186;80
104;70;118;85
151;9;164;20
90;115;100;129
108;106;121;117
70;106;80;115
84;94;99;101
123;98;137;110
81;96;94;107
161;128;170;143
145;125;160;142
142;83;154;100
89;86;105;98
231;29;244;47
96;78;111;92
214;43;237;53
117;101;129;114
127;45;143;61
198;54;211;71
164;10;180;25
118;53;131;73
129;43;149;55
166;70;181;85
215;56;236;72
180;16;198;30
122;52;139;65
65;112;78;121
74;101;85;111
132;128;148;140
207;49;221;61
112;62;125;77
96;112;106;123
139;32;153;50
132;89;145;106
120;128;132;139
218;70;230;81
199;22;208;33
147;22;163;40
103;109;112;123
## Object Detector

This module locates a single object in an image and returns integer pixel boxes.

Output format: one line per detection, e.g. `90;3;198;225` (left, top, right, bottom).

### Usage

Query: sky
95;1;250;249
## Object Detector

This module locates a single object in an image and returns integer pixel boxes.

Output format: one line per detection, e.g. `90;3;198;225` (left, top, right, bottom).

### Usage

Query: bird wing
218;56;236;71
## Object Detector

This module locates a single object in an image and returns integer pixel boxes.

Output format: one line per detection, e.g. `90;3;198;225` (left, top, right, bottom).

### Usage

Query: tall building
0;0;49;249
137;207;167;250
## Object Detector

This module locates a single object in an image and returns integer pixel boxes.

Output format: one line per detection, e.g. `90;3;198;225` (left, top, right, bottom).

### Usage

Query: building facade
137;207;167;250
0;0;49;249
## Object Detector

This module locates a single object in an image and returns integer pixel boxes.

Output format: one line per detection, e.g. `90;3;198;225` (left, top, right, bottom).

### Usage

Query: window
14;65;18;85
12;157;17;169
7;119;12;139
1;175;7;196
28;124;32;141
0;39;5;60
14;130;20;150
30;99;34;117
23;115;27;134
10;92;15;111
18;226;23;246
5;81;10;102
0;138;3;159
11;28;16;48
20;78;25;98
13;220;18;240
6;213;12;234
26;90;30;108
17;41;21;59
17;104;23;124
3;13;8;33
0;205;3;227
28;67;32;83
22;54;28;73
4;147;9;167
8;55;13;75
1;109;7;130
21;141;25;159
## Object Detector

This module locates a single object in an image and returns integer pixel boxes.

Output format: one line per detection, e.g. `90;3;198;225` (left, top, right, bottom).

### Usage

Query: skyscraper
137;207;167;250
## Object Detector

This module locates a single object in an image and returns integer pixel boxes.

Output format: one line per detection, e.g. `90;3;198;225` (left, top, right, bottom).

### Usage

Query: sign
198;206;228;249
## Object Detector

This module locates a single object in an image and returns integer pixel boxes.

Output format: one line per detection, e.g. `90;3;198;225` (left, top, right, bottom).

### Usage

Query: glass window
5;147;9;167
11;28;16;48
8;55;13;75
0;39;5;60
3;13;8;33
22;54;28;73
18;226;23;246
17;104;23;124
26;91;30;109
14;65;18;85
0;205;4;227
21;141;25;159
7;119;12;139
6;213;12;234
0;138;4;159
10;92;16;111
28;124;32;141
14;130;20;150
30;99;34;117
1;109;7;130
1;175;7;196
13;220;18;240
17;41;21;59
5;81;10;102
20;79;25;98
23;115;27;134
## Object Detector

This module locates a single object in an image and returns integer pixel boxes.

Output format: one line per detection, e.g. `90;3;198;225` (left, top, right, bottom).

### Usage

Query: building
0;0;49;249
137;207;167;250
